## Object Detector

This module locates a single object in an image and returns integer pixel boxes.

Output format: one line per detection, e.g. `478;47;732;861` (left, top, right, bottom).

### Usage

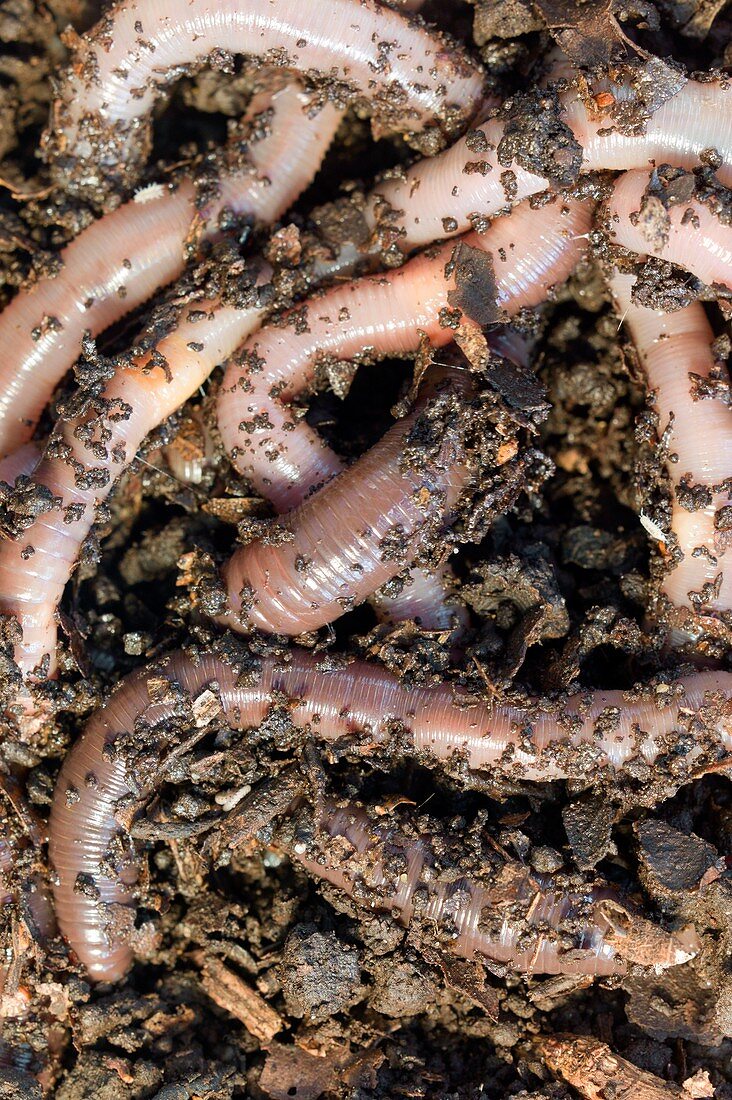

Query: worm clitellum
48;649;725;980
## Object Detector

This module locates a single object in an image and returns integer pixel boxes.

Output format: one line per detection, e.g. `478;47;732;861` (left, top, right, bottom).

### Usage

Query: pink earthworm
221;368;472;636
356;65;732;255
611;274;732;616
216;197;591;637
606;169;732;292
367;331;531;635
369;559;467;633
0;82;341;460
0;196;590;686
43;0;484;205
0;288;271;685
290;801;698;977
48;648;727;980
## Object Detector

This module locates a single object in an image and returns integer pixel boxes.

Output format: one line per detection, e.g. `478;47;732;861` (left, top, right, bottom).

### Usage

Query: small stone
530;845;563;874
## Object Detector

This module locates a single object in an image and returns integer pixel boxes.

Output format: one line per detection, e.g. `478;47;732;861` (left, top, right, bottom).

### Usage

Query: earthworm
43;0;484;205
0;286;270;684
287;800;698;977
611;273;732;616
220;218;559;507
0;196;589;684
356;64;732;255
221;368;472;636
370;559;467;633
218;197;590;636
606;168;732;292
367;331;531;636
0;82;341;460
49;648;730;979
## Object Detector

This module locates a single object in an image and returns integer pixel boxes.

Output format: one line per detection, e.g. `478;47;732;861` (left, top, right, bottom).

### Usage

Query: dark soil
1;0;731;1097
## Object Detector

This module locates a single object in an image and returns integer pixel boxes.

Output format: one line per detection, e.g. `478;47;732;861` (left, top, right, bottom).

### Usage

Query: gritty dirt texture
0;0;731;1097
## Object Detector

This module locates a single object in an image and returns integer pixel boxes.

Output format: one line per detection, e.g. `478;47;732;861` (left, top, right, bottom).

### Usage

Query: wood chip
538;1034;687;1099
192;688;223;728
198;956;283;1043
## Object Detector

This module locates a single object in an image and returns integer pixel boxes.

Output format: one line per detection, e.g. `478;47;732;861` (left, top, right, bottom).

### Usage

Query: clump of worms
0;0;731;1095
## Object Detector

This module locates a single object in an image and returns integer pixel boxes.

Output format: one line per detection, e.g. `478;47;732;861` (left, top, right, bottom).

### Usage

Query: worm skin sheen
0;290;271;685
290;801;698;977
612;274;732;616
49;649;730;980
217;197;592;636
0;77;346;687
44;0;483;204
0;83;340;460
607;169;732;292
221;370;472;636
356;59;732;255
0;443;40;486
370;559;468;634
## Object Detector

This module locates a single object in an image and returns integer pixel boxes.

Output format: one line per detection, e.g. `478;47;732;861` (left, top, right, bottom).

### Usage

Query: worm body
607;169;732;291
0;443;40;486
222;371;472;635
45;0;483;203
359;71;732;253
371;559;466;632
612;274;732;615
218;197;591;635
0;83;340;459
290;802;698;976
0;81;340;683
0;294;268;681
219;197;591;508
49;649;731;980
0;198;590;679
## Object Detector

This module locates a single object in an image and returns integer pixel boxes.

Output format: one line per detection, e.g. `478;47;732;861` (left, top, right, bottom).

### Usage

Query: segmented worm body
222;369;472;636
44;0;484;204
0;197;589;680
221;197;591;509
359;68;732;254
218;198;591;635
612;274;732;615
607;168;732;291
49;648;731;980
290;801;698;976
0;289;269;682
0;83;341;460
0;80;334;682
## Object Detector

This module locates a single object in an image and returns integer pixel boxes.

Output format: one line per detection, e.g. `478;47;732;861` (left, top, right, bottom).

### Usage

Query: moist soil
1;0;732;1096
